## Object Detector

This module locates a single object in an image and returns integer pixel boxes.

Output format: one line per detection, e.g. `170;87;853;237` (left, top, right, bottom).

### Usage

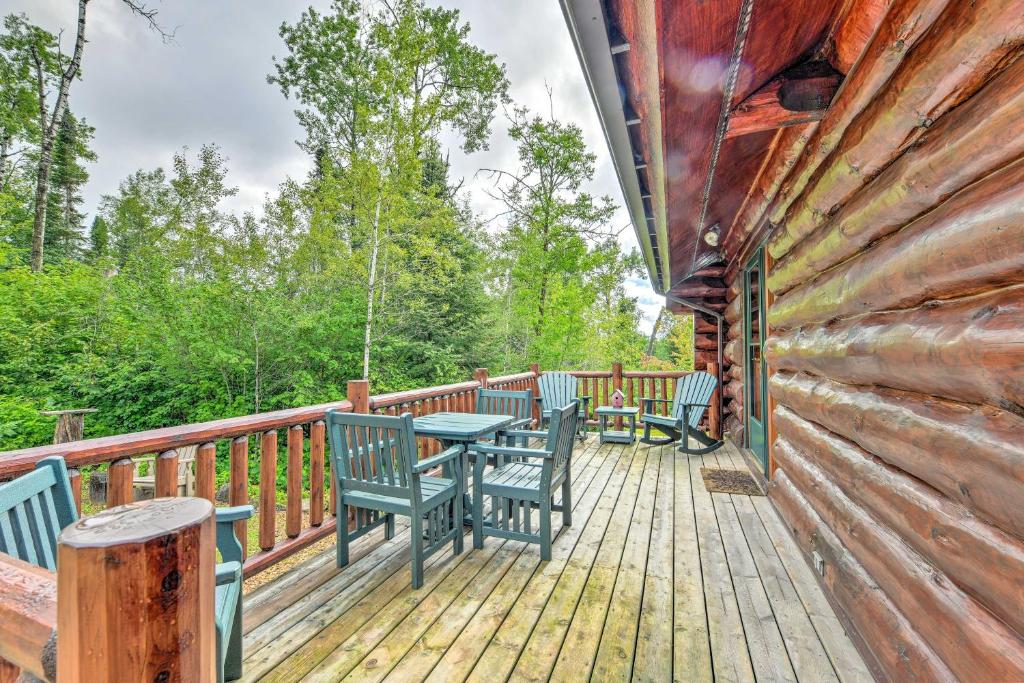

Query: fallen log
775;405;1024;636
771;472;957;682
775;438;1024;680
765;0;953;232
772;0;1024;258
769;371;1024;541
765;285;1024;413
768;58;1024;299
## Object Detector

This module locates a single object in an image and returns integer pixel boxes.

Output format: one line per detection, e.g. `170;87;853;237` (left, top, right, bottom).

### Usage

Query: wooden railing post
155;448;179;498
0;555;57;682
346;380;370;523
310;420;326;526
259;431;278;551
286;425;303;538
229;436;249;559
196;442;216;503
474;367;488;388
529;363;541;425
708;360;721;439
57;498;216;682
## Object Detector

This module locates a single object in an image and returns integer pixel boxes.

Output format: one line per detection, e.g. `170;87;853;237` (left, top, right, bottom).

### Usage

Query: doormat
700;468;764;496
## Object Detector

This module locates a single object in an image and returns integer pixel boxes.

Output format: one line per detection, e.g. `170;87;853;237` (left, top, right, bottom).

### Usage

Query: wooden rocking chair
640;370;723;455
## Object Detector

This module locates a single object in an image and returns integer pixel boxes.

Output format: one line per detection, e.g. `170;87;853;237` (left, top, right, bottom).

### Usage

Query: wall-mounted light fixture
703;223;721;247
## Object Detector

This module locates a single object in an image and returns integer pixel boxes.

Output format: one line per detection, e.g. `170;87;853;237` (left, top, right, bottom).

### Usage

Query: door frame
743;246;769;474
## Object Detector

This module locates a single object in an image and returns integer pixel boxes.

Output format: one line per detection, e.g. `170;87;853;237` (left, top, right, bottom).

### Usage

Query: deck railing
0;363;716;579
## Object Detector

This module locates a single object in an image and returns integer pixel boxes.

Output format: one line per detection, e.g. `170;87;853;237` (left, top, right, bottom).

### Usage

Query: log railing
0;363;709;579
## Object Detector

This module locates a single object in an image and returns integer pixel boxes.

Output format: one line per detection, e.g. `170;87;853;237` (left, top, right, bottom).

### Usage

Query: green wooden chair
476;388;533;448
640;370;723;455
537;371;591;441
326;410;464;589
0;455;254;683
468;402;576;561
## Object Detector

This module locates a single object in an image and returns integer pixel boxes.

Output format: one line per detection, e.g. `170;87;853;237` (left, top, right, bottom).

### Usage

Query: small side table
596;406;638;444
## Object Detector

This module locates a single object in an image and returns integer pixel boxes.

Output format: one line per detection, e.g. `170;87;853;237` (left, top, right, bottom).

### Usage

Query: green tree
270;0;508;378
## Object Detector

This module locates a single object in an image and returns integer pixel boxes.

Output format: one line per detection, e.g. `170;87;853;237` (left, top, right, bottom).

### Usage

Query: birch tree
270;0;508;378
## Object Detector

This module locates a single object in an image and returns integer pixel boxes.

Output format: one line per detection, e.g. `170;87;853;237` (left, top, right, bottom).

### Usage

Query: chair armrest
468;443;552;460
641;398;672;412
214;506;253;566
682;403;710;409
215;505;255;523
215;561;241;587
500;428;544;439
412;444;463;474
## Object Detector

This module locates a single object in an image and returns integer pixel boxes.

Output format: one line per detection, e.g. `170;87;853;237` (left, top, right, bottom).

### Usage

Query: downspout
658;285;725;435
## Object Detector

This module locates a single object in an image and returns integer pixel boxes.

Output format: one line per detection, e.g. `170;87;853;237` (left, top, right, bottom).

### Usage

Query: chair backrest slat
671;371;718;428
477;389;532;423
545;402;578;476
538;372;578;412
0;456;78;571
327;411;420;500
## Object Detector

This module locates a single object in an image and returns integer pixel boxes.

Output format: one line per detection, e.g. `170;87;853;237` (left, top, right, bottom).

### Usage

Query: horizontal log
370;380;479;409
723;414;740;434
765;285;1024;414
0;555;56;682
724;295;742;324
695;318;718;335
0;400;353;479
770;472;957;682
726;278;742;302
724;124;817;258
768;57;1024;299
764;0;953;235
695;334;718;351
723;339;740;366
775;405;1024;636
727;321;741;341
829;0;891;74
771;0;1024;258
728;364;743;382
724;379;743;404
725;74;836;139
770;371;1024;541
691;266;725;278
774;438;1024;680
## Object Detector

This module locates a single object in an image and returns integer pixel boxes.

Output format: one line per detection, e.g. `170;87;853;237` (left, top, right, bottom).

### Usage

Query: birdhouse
611;388;624;408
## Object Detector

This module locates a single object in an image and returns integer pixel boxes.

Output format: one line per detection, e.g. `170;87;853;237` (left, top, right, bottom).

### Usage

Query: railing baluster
259;430;278;551
230;436;249;558
286;425;303;538
66;467;82;516
310;420;325;527
155;449;179;498
197;442;216;503
108;458;133;507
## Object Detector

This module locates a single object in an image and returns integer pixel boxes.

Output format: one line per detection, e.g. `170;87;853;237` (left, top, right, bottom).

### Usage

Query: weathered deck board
241;438;867;682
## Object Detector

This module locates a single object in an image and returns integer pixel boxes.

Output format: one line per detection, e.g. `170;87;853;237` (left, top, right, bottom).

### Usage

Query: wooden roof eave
560;0;671;293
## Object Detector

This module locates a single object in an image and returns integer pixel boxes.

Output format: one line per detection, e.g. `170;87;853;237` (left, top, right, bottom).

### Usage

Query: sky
9;0;662;331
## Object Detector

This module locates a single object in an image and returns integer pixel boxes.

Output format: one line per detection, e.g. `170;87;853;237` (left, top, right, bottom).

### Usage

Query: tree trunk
30;0;89;272
646;307;665;356
362;194;383;380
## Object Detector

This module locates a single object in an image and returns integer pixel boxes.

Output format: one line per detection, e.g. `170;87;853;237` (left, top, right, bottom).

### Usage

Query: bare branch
120;0;177;42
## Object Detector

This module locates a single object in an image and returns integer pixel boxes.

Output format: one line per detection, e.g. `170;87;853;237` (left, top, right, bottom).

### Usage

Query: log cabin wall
747;2;1024;679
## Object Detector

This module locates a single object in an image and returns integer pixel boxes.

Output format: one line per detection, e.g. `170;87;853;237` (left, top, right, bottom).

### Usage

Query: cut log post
155;449;179;498
229;436;249;559
196;442;216;503
309;420;325;527
107;458;134;508
771;0;1024;258
57;497;216;682
707;361;721;439
474;367;488;388
0;555;57;682
259;430;278;551
40;408;96;445
765;285;1024;412
286;425;303;539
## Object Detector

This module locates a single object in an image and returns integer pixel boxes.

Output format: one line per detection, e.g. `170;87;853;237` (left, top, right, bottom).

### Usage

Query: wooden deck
239;437;871;682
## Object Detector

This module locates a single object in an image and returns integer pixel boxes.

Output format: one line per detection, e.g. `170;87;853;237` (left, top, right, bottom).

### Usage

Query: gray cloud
8;0;658;330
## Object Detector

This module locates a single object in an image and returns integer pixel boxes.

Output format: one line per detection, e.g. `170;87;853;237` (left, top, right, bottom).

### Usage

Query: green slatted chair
0;455;254;683
326;410;464;589
640;370;723;455
537;371;590;441
476;388;533;448
468;402;576;561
